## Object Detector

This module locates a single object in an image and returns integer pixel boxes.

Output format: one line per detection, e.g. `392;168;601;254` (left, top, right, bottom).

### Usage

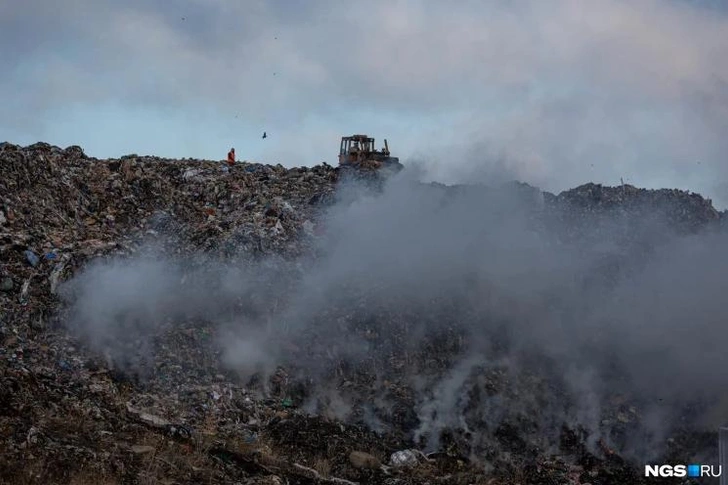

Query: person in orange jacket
227;148;235;166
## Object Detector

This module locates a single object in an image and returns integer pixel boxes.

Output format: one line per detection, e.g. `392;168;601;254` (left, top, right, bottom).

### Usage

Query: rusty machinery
338;134;402;172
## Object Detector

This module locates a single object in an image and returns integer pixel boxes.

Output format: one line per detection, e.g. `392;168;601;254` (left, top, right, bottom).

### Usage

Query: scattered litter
18;278;30;304
126;403;171;428
24;250;39;267
0;141;724;484
48;254;70;295
348;451;380;470
183;168;201;179
389;449;420;468
0;277;13;292
130;445;156;455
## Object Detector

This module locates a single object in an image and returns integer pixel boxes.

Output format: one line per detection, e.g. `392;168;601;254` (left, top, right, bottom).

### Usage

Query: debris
0;277;13;292
48;254;70;295
18;278;30;304
292;463;358;485
183;168;201;179
389;449;421;468
0;141;724;485
348;450;381;470
130;445;156;455
126;403;171;428
24;250;39;267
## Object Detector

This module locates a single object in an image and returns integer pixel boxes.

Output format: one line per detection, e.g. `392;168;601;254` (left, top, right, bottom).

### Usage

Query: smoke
60;255;185;369
60;168;728;464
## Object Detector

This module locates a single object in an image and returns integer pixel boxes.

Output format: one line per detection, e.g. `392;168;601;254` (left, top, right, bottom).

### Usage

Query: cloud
2;0;728;203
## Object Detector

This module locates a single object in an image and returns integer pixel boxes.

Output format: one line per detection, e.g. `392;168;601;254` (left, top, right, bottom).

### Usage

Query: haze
61;172;728;463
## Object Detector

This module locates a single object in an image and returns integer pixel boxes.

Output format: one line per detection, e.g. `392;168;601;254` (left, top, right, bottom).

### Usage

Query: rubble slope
1;141;726;485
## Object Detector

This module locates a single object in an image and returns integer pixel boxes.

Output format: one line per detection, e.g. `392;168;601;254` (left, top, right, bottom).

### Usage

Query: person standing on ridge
227;147;235;166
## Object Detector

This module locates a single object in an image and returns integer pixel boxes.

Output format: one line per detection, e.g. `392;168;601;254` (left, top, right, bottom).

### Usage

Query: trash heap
1;142;726;484
546;182;724;245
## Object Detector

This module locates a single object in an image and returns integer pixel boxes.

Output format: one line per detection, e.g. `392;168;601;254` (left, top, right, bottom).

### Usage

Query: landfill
1;141;727;484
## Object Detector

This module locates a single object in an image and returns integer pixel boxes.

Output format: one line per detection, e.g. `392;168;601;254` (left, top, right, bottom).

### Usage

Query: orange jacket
227;150;235;165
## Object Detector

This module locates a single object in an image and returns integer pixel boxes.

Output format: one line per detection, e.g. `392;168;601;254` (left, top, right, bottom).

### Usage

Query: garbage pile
1;142;726;484
546;182;725;245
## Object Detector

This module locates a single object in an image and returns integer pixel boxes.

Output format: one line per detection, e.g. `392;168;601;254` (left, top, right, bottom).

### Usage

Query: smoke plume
60;168;728;465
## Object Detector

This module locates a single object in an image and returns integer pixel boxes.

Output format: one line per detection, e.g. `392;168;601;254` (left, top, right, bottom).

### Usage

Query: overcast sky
2;0;728;204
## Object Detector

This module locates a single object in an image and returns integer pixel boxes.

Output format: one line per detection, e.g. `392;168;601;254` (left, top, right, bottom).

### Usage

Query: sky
2;0;728;205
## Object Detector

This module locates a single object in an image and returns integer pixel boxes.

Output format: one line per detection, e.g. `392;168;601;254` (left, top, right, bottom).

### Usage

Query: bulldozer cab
340;135;374;164
338;134;394;166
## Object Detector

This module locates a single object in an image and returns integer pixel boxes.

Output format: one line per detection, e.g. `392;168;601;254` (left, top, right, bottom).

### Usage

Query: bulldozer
338;135;403;174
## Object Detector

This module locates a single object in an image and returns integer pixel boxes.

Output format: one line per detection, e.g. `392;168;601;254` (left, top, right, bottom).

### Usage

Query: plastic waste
24;250;39;267
390;449;419;468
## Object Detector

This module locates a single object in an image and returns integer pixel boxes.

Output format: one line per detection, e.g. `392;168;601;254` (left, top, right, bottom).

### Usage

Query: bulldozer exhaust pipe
384;139;389;153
